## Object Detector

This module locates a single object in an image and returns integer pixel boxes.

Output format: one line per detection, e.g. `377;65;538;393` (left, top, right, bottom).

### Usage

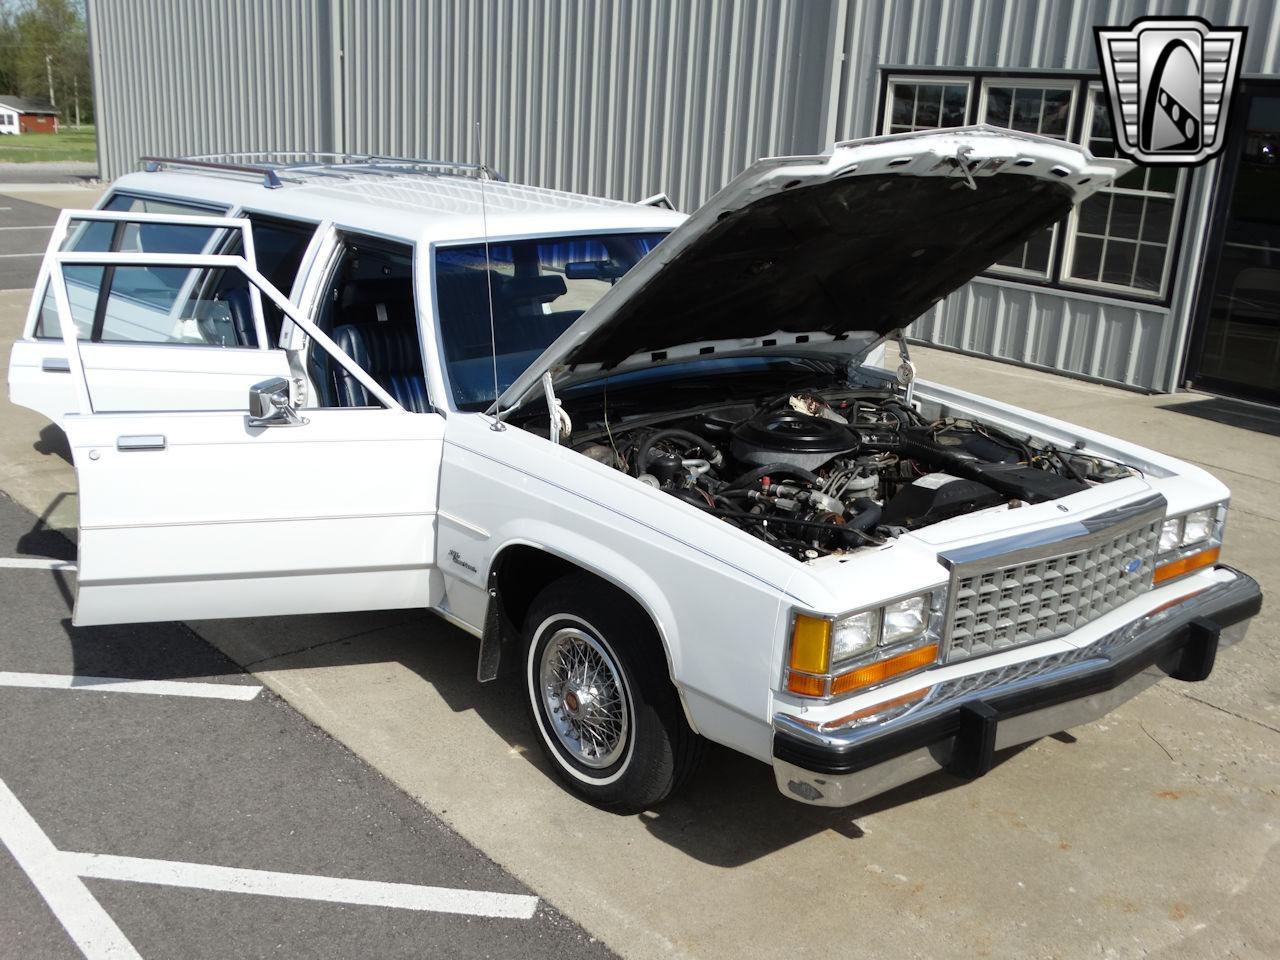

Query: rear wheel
523;574;703;812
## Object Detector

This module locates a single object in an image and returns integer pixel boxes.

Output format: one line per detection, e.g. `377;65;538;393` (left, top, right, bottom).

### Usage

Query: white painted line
0;672;262;701
61;852;540;920
0;780;144;960
0;252;44;258
0;557;76;571
0;224;55;230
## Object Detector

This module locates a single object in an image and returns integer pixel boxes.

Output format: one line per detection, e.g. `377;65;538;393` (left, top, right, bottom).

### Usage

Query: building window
978;81;1078;278
1062;88;1183;297
883;78;971;134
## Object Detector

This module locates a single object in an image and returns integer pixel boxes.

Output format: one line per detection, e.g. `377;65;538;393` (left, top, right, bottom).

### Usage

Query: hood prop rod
895;332;917;407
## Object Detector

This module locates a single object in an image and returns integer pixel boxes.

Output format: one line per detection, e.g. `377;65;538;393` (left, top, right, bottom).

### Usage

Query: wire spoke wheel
538;627;630;769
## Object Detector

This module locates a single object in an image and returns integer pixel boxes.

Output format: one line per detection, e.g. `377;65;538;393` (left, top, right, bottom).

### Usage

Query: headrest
501;274;568;304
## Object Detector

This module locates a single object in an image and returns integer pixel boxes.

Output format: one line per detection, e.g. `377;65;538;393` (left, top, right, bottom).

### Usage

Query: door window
51;250;407;416
35;193;231;340
57;263;257;347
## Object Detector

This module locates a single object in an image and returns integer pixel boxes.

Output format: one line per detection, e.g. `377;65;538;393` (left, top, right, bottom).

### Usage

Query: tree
0;0;93;124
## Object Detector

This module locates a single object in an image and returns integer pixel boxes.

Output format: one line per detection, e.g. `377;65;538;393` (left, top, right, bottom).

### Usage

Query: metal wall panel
330;0;839;211
90;0;840;213
87;0;1280;392
89;0;334;181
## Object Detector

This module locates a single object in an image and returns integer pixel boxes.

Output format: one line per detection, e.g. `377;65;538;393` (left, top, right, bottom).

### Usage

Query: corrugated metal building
86;0;1280;403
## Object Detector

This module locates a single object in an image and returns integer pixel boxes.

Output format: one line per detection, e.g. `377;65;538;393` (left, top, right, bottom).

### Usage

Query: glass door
1188;87;1280;404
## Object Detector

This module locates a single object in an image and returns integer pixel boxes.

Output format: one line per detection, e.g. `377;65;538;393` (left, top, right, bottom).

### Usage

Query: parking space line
62;852;540;919
0;672;262;701
0;224;55;231
0;557;77;571
0;252;45;258
0;780;144;960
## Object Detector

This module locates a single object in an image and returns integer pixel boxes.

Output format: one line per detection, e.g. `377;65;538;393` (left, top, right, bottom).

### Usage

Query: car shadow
28;506;1043;869
33;422;73;464
61;598;1045;867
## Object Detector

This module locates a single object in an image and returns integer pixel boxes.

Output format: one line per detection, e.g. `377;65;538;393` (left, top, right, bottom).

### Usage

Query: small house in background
0;96;59;135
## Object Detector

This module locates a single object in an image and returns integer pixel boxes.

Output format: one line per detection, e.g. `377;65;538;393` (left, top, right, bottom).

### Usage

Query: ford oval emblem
1125;558;1143;574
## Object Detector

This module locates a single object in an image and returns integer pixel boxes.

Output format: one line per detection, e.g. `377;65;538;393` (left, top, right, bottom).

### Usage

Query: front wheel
523;574;702;812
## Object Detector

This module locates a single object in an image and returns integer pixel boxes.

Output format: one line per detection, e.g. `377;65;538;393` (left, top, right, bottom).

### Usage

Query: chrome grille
944;514;1160;664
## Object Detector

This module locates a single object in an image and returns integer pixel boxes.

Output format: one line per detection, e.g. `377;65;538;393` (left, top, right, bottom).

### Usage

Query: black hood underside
569;172;1075;369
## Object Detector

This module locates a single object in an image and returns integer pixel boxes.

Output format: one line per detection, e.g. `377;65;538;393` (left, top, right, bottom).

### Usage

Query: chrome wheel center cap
562;684;596;719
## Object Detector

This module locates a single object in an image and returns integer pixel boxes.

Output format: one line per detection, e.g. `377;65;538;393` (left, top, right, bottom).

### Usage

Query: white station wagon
7;129;1262;812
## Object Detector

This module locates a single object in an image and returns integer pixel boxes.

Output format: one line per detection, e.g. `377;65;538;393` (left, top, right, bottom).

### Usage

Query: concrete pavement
1;196;1276;957
0;494;612;960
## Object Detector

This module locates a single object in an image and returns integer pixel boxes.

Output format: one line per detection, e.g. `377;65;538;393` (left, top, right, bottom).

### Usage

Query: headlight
832;610;878;664
1182;508;1215;545
883;596;927;646
786;593;940;699
1154;502;1226;585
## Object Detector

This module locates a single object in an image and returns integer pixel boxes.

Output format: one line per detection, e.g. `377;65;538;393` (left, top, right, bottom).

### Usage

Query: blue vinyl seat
331;323;431;412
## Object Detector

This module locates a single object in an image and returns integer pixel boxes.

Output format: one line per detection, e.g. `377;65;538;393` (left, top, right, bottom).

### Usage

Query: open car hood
494;126;1129;414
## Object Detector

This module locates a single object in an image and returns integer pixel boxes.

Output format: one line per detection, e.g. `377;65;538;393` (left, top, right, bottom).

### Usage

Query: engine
573;391;1132;561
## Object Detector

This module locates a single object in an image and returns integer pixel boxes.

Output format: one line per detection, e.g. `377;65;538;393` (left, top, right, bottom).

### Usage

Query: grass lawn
0;126;97;163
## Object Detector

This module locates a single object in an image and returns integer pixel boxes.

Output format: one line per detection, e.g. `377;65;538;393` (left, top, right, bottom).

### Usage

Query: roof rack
140;152;506;190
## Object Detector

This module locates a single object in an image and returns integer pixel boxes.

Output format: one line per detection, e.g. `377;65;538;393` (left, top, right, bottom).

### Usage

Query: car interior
310;236;431;411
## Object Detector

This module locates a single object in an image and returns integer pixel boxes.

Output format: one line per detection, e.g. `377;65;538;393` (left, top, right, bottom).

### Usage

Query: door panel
65;408;443;624
55;247;442;626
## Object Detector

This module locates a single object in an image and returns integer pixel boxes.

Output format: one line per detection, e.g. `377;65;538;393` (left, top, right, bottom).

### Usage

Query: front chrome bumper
771;566;1263;807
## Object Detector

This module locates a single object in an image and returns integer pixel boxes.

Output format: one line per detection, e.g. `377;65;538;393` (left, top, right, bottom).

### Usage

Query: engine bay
570;390;1135;561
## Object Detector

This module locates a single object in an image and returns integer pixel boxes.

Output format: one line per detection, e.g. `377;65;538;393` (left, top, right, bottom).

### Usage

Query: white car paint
3;133;1250;794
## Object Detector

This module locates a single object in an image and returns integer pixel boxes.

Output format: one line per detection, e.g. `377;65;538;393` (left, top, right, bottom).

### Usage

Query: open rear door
51;248;445;626
8;209;289;425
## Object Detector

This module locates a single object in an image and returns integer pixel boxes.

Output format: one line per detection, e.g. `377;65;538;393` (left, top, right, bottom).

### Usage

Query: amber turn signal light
830;643;939;696
1154;546;1219;585
788;615;832;674
786;615;832;696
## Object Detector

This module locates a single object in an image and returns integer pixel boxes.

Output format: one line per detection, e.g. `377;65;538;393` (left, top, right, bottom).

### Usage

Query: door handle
116;435;166;452
41;357;70;373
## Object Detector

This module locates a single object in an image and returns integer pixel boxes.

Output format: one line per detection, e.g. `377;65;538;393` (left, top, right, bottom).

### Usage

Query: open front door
8;209;289;425
54;249;444;626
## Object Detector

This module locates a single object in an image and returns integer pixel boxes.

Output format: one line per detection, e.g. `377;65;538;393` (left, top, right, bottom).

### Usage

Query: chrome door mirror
247;377;307;427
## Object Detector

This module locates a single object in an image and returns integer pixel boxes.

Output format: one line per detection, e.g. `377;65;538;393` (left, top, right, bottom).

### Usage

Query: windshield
435;231;667;409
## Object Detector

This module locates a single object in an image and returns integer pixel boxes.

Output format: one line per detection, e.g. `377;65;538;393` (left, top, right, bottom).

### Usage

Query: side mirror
247;377;307;428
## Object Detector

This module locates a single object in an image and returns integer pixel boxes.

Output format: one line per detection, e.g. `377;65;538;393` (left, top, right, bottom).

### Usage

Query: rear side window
212;214;316;346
